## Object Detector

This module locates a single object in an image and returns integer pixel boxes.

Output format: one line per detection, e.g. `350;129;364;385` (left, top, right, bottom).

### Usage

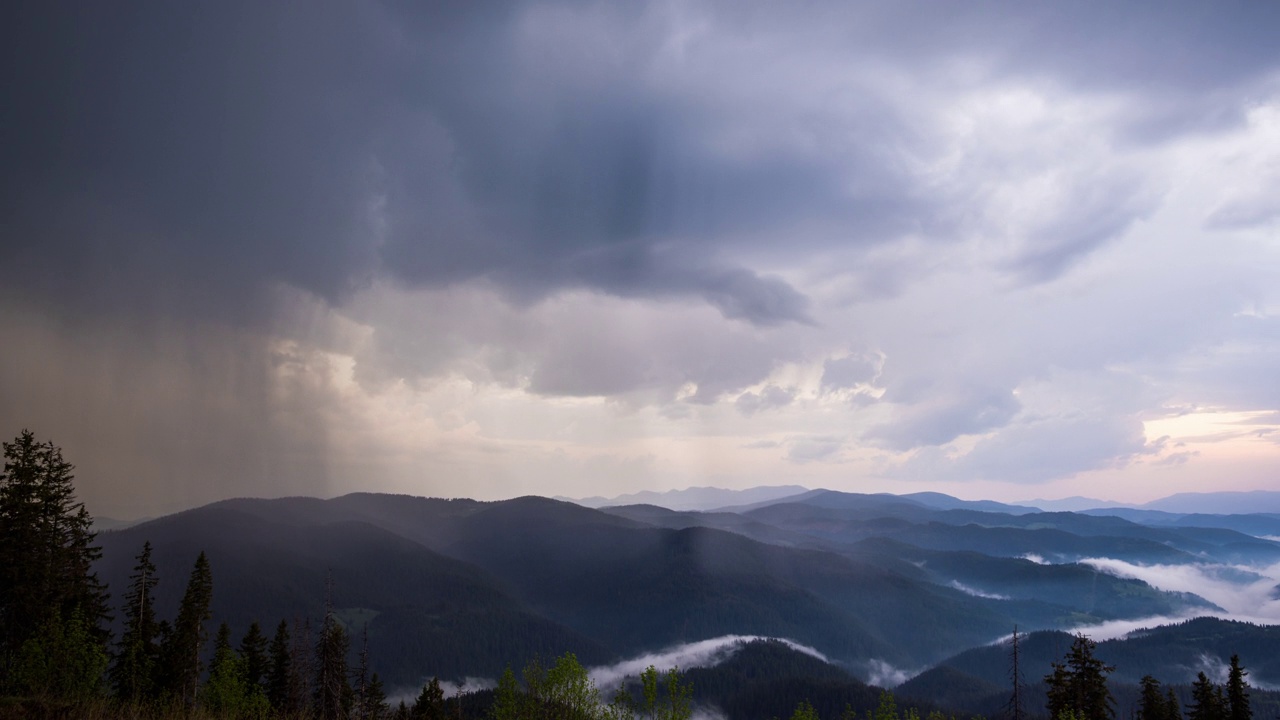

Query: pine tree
491;667;521;720
354;625;370;720
289;617;315;715
1190;672;1225;720
202;623;245;713
1139;676;1166;720
315;611;352;720
0;430;110;688
1044;634;1115;720
1226;655;1251;720
1007;626;1025;720
110;541;160;703
364;672;390;720
1165;688;1183;720
266;619;292;713
411;677;446;720
161;551;213;706
239;621;269;693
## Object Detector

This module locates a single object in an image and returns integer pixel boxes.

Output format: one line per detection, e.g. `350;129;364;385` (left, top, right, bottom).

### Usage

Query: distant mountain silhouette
567;485;811;511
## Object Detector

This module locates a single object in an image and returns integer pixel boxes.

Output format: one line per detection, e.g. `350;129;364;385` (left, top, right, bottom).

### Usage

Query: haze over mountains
573;485;1280;517
93;484;1280;719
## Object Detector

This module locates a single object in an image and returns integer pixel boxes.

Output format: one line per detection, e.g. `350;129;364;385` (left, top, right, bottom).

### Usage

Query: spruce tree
289;617;315;715
202;623;245;714
411;677;445;720
364;673;389;720
315;611;352;720
0;430;110;686
266;619;292;713
1139;676;1166;720
1165;688;1183;720
161;551;213;706
1044;634;1115;720
1190;672;1225;720
110;541;160;703
1008;626;1025;720
1226;655;1251;720
239;621;268;692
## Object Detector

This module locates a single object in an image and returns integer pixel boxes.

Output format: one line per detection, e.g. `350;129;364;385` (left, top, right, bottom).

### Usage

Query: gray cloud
952;414;1152;484
868;388;1021;451
17;0;1272;332
821;354;880;392
3;0;1280;509
786;435;845;464
735;386;796;416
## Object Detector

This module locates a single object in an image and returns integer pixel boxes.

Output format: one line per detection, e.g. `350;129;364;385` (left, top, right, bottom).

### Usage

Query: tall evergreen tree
1165;688;1183;720
364;672;389;720
490;667;521;720
160;551;213;706
354;625;370;720
289;617;315;716
0;430;110;686
1226;655;1251;720
202;623;245;713
1044;634;1115;720
266;619;292;713
1190;672;1226;720
110;541;160;703
239;621;268;692
315;611;352;720
1007;626;1025;720
411;677;445;720
1139;676;1166;720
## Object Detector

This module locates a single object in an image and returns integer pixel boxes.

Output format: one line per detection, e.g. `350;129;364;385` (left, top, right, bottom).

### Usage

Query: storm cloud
3;0;1280;513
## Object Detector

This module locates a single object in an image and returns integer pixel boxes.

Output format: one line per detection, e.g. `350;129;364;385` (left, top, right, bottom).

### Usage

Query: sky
2;1;1279;518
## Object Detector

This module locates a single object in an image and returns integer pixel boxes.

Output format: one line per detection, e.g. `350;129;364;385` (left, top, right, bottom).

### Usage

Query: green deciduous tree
791;700;820;720
490;667;521;720
636;664;692;720
10;605;108;701
202;622;271;719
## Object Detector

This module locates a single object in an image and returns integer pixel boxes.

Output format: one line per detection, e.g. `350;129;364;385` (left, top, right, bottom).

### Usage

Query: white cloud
1081;557;1280;624
587;635;829;690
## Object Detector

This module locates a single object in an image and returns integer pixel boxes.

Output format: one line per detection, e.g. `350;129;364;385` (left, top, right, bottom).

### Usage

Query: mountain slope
96;505;612;686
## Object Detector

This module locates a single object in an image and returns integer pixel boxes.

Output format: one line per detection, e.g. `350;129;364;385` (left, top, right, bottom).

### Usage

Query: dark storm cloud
0;0;843;327
8;0;1279;327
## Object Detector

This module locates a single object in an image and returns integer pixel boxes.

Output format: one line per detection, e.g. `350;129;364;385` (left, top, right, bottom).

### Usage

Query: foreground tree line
0;430;696;720
1025;633;1252;720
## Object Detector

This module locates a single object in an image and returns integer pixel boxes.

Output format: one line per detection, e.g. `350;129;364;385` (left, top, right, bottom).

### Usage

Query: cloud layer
2;1;1280;513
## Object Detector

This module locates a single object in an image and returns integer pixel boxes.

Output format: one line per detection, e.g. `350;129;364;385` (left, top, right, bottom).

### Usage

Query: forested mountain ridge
92;487;1251;689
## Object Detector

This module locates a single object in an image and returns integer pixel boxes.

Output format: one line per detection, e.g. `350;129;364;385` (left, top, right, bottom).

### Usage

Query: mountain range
93;488;1280;718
